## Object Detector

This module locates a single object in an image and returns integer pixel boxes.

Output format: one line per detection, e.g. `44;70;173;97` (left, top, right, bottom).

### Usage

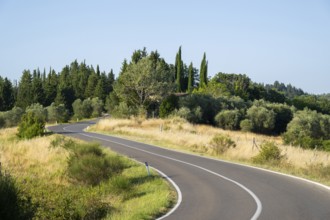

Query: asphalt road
48;121;330;220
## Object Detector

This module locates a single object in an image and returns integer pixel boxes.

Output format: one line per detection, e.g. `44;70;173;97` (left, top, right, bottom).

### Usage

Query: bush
179;94;220;124
17;112;45;139
322;140;330;152
46;103;69;123
245;105;276;134
0;168;35;220
67;143;125;186
240;119;253;132
91;97;104;118
215;109;243;130
252;142;282;164
209;134;236;155
111;102;137;118
283;109;330;149
159;94;179;118
26;103;47;122
0;107;24;128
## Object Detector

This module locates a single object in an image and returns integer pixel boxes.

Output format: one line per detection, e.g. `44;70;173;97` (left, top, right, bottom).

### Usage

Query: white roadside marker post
145;162;150;176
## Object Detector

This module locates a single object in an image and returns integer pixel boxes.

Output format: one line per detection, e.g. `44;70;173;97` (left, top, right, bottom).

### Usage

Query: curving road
48;121;330;220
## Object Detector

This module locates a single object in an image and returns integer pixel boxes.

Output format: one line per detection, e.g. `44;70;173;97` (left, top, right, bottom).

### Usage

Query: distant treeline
1;47;330;150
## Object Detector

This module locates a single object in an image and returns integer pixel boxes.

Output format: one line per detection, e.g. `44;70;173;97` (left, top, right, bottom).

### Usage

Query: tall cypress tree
199;53;208;88
175;46;183;92
187;62;194;93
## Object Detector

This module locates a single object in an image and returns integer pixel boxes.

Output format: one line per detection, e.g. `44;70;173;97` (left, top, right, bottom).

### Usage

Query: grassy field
88;117;330;186
0;127;175;219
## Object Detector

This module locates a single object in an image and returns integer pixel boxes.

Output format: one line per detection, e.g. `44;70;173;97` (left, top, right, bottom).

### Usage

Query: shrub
245;105;276;134
67;143;125;186
72;99;83;119
17;112;45;139
46;103;69;123
209;134;236;155
26;103;47;122
283;109;330;149
173;107;202;124
0;168;35;220
252;142;282;164
322;140;330;152
1;107;24;128
91;97;104;118
215;109;243;130
240;119;253;132
179;94;220;124
159;94;179;118
111;102;137;118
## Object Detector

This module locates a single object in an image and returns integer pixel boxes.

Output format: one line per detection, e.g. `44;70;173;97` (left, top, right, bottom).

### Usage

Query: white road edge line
63;125;262;220
153;167;183;220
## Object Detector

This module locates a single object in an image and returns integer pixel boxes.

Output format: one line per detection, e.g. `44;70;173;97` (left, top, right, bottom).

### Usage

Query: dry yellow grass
90;117;330;170
0;127;69;185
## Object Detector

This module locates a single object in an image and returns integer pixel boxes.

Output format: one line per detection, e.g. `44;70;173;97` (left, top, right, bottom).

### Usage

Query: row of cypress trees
174;46;208;93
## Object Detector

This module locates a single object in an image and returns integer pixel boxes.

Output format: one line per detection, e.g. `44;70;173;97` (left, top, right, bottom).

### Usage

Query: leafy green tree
17;112;45;139
199;53;208;88
16;70;33;109
114;56;175;112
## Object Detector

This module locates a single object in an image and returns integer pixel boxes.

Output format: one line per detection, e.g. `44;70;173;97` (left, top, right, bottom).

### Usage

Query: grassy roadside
87;117;330;186
0;127;175;219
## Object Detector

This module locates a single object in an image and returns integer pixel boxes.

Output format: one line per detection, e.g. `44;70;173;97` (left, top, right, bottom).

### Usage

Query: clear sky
0;0;329;94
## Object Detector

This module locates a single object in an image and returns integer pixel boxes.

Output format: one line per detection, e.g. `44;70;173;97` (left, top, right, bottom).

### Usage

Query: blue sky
0;0;329;94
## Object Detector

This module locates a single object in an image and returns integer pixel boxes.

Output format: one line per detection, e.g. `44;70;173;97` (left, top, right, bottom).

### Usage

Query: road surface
48;121;330;220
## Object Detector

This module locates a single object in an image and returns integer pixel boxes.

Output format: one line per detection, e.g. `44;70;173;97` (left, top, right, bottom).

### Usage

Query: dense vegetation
1;47;330;150
0;131;174;219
